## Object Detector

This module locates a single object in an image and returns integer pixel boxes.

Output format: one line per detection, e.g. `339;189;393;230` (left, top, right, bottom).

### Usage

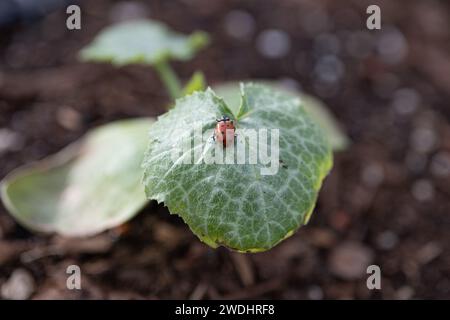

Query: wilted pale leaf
80;19;209;66
0;118;153;236
142;84;332;252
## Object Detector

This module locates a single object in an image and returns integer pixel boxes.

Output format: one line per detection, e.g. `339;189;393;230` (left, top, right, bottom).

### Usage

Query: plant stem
154;60;182;100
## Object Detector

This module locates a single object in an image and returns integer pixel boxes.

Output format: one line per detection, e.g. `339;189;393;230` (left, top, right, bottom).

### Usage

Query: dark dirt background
0;0;449;299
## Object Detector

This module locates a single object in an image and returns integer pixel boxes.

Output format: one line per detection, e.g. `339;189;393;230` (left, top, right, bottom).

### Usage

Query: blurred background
0;0;449;299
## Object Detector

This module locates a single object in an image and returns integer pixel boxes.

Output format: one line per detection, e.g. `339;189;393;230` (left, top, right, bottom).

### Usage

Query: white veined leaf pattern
142;83;332;252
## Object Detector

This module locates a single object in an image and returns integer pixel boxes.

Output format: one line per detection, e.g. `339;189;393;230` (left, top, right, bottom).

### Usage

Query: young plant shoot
80;19;209;99
0;18;345;252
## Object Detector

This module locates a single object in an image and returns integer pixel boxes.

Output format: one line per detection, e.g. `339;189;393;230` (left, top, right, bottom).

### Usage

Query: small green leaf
0;118;153;236
181;71;206;96
80;19;209;66
213;81;350;151
142;83;332;252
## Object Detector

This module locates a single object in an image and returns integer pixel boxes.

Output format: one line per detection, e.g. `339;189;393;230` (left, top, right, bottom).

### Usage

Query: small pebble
361;163;384;188
256;29;291;59
314;54;345;84
1;269;35;300
307;285;324;300
396;286;414;300
109;1;150;22
56;106;82;131
376;231;398;250
416;242;442;265
430;152;450;177
0;128;24;154
405;152;427;173
224;10;255;40
411;179;434;202
376;27;408;65
392;88;421;116
410;127;438;154
328;241;374;280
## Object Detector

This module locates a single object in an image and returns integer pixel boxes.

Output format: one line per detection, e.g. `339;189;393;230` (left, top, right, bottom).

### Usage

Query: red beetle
214;115;235;147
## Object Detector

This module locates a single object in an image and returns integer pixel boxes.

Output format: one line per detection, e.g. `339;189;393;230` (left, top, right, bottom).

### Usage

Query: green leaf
79;19;209;66
181;71;206;96
0;118;153;237
142;83;332;252
213;81;350;151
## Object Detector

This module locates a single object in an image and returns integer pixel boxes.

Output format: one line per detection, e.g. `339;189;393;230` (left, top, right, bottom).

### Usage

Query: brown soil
0;0;449;299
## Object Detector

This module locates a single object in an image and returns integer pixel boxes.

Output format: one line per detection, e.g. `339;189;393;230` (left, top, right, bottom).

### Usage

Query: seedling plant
0;19;348;252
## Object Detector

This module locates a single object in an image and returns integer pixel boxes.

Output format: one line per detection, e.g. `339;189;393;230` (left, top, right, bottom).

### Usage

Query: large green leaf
142;83;332;252
80;19;209;66
0;118;153;236
213;81;350;151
